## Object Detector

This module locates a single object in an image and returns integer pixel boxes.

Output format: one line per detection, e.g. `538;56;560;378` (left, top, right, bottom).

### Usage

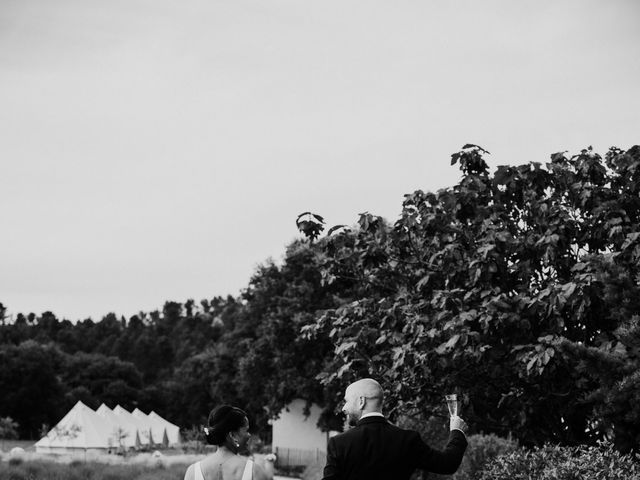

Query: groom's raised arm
410;429;468;475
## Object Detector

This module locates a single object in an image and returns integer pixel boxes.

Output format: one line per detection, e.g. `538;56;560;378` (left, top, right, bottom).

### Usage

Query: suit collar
357;415;388;426
360;412;384;420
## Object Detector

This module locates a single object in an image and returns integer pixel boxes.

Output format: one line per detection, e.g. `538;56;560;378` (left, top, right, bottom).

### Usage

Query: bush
301;460;323;480
477;442;640;480
276;464;306;478
452;433;519;480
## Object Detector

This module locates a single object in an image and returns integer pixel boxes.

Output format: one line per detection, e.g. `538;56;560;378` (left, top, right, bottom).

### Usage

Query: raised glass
445;394;459;417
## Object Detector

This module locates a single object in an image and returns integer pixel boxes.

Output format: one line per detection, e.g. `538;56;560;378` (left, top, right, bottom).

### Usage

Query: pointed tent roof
112;405;152;445
132;408;167;447
35;401;115;450
149;411;181;445
96;404;140;449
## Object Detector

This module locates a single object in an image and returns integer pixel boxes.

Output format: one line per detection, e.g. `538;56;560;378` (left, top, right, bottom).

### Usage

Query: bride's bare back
184;453;270;480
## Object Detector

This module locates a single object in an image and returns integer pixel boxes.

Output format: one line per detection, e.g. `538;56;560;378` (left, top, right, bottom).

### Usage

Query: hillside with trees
1;145;639;454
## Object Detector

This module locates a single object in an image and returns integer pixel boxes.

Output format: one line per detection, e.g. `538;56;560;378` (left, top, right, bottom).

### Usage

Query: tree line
0;246;339;440
1;144;639;454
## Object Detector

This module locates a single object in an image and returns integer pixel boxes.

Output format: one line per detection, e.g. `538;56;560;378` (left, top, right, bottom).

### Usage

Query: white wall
272;399;327;452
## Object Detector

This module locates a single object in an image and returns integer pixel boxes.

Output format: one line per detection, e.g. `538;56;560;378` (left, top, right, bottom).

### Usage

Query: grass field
1;458;187;480
0;448;300;480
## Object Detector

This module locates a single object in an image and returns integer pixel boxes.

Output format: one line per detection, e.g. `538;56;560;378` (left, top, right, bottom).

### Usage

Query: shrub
451;433;519;480
276;464;306;478
301;460;323;480
477;442;640;480
8;456;24;466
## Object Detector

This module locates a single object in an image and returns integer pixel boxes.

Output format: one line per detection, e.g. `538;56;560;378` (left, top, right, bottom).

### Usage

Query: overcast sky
2;0;639;322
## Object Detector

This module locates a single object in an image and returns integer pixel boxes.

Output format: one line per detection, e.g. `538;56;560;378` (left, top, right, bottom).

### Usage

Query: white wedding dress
193;459;253;480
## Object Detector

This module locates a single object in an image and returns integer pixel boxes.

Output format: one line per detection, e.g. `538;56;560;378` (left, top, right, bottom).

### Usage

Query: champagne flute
445;394;459;417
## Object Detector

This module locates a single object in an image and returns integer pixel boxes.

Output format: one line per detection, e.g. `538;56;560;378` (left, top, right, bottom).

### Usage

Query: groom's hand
449;415;467;435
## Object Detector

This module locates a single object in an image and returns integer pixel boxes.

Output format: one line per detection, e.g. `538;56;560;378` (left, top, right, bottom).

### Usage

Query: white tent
132;408;168;447
149;411;181;446
34;402;179;454
112;405;153;446
96;404;141;450
35;401;115;454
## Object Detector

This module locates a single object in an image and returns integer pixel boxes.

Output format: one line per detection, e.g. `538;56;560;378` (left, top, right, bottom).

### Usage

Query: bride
184;405;272;480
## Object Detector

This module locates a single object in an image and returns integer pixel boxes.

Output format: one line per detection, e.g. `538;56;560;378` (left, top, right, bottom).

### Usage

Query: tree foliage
301;145;640;451
0;341;65;438
0;417;19;440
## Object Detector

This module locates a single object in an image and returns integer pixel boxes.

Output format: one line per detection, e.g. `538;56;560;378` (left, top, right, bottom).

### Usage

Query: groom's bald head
342;378;384;425
347;378;384;406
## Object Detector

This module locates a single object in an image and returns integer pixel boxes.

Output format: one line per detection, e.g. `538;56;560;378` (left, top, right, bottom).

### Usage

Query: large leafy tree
302;145;640;451
183;241;344;434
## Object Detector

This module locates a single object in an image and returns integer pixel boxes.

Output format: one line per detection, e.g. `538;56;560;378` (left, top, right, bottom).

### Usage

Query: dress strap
194;461;205;480
241;459;253;480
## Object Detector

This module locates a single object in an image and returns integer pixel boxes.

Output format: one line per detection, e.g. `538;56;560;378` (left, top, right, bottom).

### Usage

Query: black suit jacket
322;416;467;480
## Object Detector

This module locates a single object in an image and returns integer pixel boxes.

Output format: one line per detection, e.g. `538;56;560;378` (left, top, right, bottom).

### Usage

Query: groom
322;378;468;480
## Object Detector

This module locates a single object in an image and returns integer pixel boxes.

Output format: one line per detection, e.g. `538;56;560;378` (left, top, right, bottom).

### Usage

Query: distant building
271;399;337;467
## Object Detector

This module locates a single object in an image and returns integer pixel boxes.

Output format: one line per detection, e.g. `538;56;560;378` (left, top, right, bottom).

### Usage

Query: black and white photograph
1;1;639;479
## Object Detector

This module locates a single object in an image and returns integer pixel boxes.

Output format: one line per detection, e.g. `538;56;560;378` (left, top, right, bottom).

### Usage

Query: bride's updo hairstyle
204;405;248;446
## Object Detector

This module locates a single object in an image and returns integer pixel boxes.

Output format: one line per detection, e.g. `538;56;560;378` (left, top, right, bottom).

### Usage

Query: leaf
445;334;460;349
336;361;353;378
621;232;640;250
435;342;448;355
327;225;348;236
335;341;357;356
561;282;576;298
296;212;312;221
416;275;430;290
462;144;490;155
296;213;326;241
550;151;568;163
